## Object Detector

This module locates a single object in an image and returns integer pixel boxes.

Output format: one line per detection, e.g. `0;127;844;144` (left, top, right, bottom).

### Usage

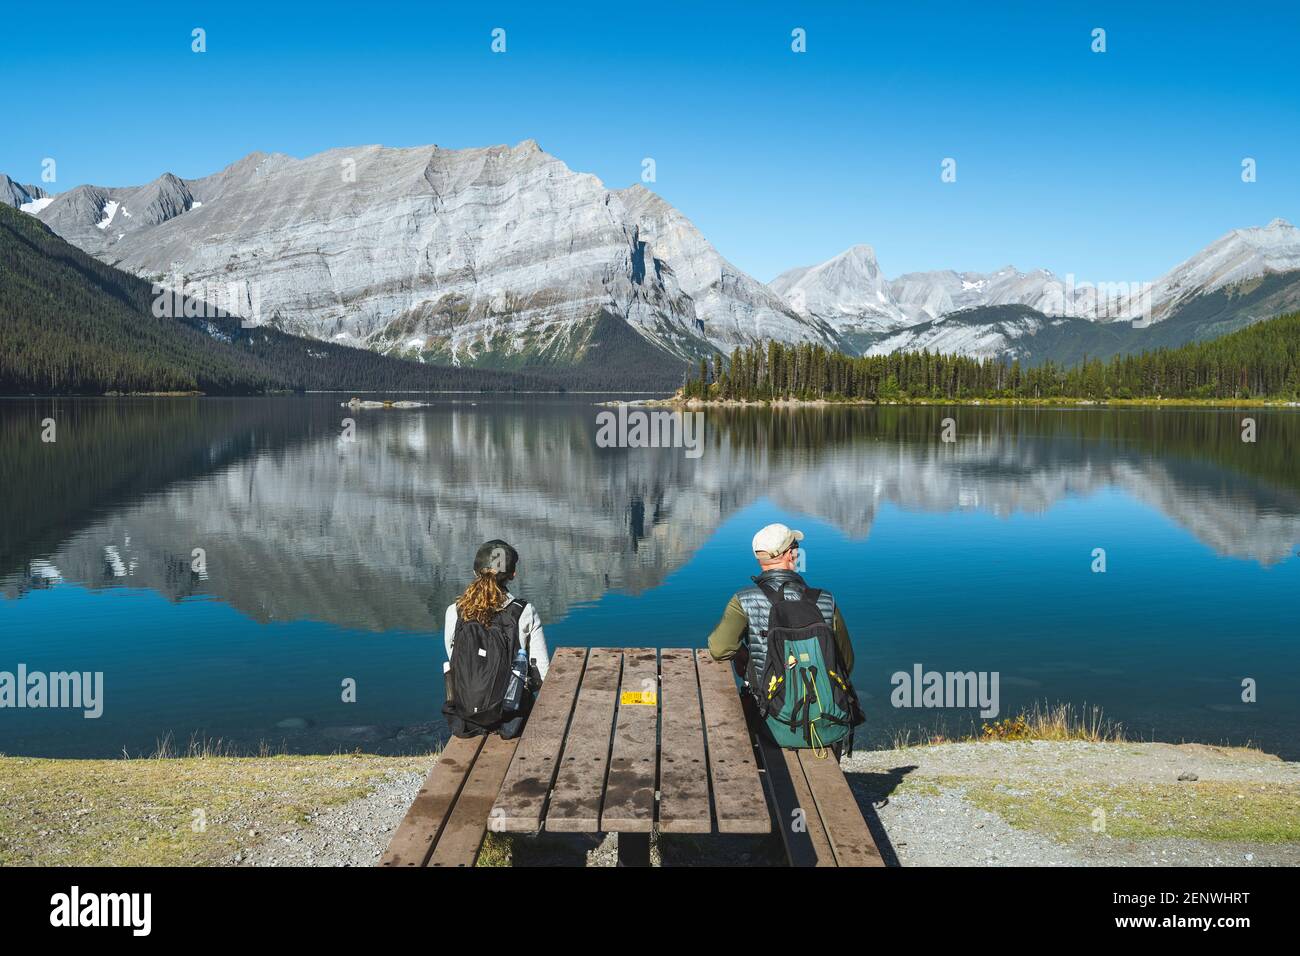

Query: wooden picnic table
490;647;770;864
381;645;883;867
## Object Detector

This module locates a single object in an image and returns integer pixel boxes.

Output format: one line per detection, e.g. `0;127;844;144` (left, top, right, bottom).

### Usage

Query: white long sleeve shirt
443;592;550;680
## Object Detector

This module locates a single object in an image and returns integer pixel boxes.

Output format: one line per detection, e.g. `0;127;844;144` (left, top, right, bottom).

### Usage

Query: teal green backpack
753;581;863;753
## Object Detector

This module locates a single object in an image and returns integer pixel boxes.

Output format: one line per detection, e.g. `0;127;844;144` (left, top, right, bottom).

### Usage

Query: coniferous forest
683;314;1300;402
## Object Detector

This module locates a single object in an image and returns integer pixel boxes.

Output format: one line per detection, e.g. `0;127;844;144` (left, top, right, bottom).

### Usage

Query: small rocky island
341;397;433;409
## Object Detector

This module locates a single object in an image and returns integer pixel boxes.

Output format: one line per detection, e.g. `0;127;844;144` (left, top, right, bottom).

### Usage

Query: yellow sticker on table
621;691;657;706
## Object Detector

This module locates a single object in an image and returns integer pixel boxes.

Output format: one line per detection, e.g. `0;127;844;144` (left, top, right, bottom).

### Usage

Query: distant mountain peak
768;242;903;337
776;215;1300;340
838;242;879;260
1231;217;1299;244
814;243;883;277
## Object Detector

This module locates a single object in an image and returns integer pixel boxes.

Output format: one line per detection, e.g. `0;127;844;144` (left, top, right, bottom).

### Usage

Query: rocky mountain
778;219;1300;361
862;305;1074;361
1;175;50;212
770;245;906;347
771;245;1105;353
0;201;589;395
867;269;1300;365
17;142;837;374
1122;218;1300;324
889;265;1088;323
17;139;1298;370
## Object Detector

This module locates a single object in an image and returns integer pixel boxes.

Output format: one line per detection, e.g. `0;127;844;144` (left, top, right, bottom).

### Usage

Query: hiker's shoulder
809;584;837;607
787;579;838;608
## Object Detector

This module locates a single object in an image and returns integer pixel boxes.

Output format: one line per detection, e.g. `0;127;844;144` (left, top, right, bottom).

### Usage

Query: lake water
2;396;1297;759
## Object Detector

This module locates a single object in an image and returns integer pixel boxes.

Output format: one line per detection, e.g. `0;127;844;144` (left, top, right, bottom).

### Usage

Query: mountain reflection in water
1;397;1297;758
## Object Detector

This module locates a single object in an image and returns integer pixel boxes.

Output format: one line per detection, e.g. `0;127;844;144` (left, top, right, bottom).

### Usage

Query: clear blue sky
3;0;1297;282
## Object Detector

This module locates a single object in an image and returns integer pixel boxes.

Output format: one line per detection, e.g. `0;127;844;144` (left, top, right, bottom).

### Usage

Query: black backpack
752;580;864;752
443;599;530;737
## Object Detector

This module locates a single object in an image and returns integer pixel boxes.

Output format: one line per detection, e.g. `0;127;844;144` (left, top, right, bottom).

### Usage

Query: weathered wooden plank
754;727;835;867
428;734;520;867
378;734;484;866
657;648;711;833
490;646;588;832
781;749;837;866
600;648;659;833
544;647;623;832
743;692;833;866
695;650;770;834
796;749;885;867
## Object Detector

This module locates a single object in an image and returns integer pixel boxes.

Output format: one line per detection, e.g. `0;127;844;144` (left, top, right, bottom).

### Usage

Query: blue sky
3;1;1297;282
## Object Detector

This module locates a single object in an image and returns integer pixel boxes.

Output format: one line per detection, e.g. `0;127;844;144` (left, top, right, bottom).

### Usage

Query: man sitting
707;523;860;756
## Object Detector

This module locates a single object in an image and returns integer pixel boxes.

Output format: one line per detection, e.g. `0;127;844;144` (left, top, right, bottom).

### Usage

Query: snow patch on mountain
95;200;120;230
1;175;51;210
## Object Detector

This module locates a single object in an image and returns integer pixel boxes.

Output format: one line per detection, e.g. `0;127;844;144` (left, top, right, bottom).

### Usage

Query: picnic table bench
379;646;884;867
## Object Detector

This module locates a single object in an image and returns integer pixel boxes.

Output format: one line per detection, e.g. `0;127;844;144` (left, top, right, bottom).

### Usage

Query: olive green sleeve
707;595;748;661
832;607;854;674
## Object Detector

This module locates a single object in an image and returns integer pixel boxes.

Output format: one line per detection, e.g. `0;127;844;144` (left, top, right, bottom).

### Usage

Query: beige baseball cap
752;523;804;559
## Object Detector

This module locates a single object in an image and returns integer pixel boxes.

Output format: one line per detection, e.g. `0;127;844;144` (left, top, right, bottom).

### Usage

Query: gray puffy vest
735;571;837;690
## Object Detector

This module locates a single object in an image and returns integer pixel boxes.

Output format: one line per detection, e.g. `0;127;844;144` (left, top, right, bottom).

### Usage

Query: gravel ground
241;768;428;867
241;741;1300;867
841;740;1300;867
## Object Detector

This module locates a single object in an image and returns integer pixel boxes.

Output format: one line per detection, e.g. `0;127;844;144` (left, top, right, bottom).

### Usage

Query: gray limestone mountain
1;175;50;210
770;245;1092;343
16;138;1300;370
21;142;837;373
774;220;1300;360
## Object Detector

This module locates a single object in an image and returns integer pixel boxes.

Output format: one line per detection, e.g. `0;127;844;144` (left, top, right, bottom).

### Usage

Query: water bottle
502;644;529;714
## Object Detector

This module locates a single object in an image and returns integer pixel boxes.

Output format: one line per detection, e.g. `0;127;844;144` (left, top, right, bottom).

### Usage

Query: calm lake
2;396;1297;758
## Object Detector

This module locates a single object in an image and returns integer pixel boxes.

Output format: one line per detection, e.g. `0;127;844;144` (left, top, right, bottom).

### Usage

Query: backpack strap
757;579;823;609
502;599;529;656
754;578;787;604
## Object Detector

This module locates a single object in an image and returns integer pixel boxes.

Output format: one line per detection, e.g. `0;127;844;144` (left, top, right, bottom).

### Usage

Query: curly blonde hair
456;568;508;625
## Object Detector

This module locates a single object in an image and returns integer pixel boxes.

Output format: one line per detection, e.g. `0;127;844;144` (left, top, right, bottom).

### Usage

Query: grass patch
894;777;943;798
961;779;1300;844
890;701;1126;748
475;832;514;867
976;702;1125;743
0;753;430;866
